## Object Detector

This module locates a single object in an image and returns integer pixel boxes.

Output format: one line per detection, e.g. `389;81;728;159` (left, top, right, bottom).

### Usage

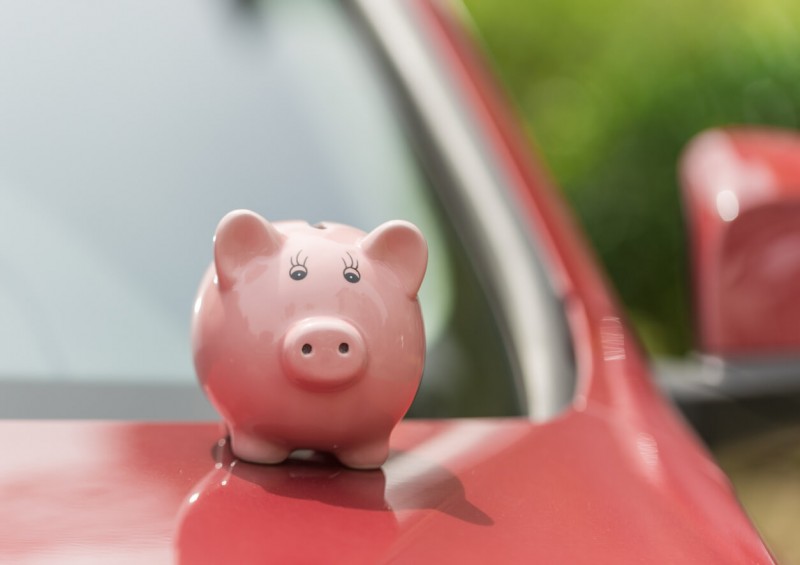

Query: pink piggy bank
192;210;427;469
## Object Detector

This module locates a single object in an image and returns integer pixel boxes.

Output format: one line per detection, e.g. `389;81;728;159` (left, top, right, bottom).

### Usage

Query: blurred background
464;0;800;355
462;0;800;561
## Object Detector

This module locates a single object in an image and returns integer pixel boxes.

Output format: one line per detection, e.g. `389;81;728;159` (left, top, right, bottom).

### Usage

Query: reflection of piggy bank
192;210;427;469
175;441;398;564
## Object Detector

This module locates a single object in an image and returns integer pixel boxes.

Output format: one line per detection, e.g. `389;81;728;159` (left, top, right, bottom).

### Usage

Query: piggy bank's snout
282;318;367;390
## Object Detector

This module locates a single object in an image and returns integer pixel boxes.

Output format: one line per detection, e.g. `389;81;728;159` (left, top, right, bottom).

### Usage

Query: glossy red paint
409;1;773;560
681;127;800;356
0;417;772;563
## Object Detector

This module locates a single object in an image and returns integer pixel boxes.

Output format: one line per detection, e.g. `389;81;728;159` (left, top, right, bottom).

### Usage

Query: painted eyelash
290;250;308;268
341;252;358;270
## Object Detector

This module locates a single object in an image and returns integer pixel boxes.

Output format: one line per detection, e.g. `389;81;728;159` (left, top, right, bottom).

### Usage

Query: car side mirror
680;127;800;364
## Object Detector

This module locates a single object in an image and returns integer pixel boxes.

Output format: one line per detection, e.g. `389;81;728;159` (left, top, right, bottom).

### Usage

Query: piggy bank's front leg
336;438;390;470
230;430;291;465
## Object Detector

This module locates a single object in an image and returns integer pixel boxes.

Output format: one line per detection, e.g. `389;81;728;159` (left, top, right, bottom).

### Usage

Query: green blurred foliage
463;0;800;355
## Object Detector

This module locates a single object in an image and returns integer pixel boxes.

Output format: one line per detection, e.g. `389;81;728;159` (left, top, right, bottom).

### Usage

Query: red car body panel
0;1;776;562
682;127;800;356
1;419;771;563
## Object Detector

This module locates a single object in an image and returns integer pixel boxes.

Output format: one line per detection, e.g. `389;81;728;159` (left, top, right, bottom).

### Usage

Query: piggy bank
192;210;427;469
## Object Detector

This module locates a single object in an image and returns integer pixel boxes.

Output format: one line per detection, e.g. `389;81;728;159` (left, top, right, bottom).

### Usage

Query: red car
0;0;783;562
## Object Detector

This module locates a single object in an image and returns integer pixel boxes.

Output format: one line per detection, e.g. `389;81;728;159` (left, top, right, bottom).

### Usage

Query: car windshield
0;0;526;418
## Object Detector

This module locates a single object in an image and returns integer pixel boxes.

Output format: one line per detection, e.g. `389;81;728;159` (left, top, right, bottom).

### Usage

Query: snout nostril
301;343;312;355
338;342;349;354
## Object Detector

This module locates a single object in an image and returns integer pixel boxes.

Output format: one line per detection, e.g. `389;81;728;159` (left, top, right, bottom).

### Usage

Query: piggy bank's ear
214;210;285;290
361;220;428;297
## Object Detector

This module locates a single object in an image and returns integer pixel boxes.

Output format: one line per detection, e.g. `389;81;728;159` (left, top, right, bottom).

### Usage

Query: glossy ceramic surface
192;211;428;468
681;128;800;356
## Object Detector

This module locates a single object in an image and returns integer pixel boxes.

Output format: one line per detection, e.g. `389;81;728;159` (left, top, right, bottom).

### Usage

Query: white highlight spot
636;432;659;470
600;316;625;361
716;189;740;222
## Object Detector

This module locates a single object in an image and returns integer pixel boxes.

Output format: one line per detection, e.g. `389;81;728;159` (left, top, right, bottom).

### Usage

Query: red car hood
0;410;771;563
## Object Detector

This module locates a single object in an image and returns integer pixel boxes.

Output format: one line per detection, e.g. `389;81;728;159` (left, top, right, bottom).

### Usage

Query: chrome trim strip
350;0;574;419
658;355;800;401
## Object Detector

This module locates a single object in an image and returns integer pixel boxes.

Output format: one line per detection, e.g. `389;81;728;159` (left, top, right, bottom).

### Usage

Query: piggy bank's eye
290;265;307;281
343;267;360;284
289;251;308;281
342;252;360;283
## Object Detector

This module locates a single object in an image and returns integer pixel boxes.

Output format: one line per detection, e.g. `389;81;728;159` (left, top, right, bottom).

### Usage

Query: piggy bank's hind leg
230;430;291;465
336;439;390;470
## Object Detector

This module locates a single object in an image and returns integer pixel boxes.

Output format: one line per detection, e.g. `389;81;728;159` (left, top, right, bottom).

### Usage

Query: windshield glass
0;0;522;417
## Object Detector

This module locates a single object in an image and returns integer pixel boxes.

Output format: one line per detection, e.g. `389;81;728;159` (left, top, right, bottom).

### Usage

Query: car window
0;0;522;417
